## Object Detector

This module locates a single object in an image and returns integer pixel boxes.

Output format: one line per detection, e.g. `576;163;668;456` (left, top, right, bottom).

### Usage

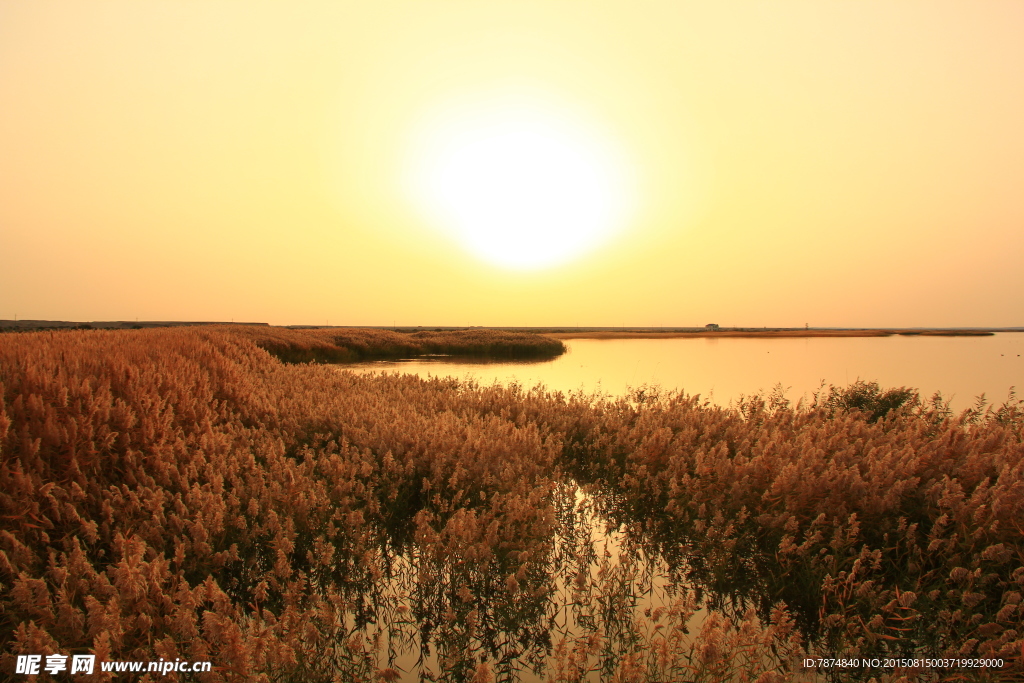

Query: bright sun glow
407;95;636;269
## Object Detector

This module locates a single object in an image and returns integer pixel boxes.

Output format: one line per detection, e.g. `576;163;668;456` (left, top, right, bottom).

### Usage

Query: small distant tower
805;323;809;330
705;323;720;331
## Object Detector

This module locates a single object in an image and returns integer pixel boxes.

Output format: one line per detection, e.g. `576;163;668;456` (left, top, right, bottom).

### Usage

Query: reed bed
229;326;566;364
0;327;1020;682
558;384;1024;680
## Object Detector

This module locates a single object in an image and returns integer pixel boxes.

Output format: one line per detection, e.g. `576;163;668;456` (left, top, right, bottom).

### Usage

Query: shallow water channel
328;483;804;683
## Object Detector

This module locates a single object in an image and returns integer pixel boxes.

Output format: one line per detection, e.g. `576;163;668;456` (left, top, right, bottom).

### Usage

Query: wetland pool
349;333;1023;411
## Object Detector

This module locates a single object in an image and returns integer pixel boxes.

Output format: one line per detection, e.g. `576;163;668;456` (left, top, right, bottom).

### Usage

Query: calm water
349;333;1024;411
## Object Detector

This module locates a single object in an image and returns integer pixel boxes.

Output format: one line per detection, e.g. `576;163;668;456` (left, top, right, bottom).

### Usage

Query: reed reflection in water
326;482;804;683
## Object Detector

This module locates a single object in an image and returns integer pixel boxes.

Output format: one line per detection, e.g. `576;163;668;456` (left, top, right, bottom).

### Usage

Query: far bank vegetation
230;326;567;364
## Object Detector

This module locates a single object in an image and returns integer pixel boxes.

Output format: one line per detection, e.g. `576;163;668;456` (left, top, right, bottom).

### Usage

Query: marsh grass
229;326;566;364
1;328;1020;682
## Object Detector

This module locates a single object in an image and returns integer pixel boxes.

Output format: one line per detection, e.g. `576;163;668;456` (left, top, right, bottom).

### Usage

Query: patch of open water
349;334;1023;411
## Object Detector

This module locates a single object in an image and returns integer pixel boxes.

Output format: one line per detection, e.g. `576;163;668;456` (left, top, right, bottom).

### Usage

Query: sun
406;94;636;270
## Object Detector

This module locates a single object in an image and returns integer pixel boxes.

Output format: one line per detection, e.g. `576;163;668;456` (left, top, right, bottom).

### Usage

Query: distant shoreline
546;329;1002;340
0;320;1019;338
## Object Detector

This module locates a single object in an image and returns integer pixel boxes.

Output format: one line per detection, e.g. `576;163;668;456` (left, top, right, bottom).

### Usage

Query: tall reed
1;328;1019;681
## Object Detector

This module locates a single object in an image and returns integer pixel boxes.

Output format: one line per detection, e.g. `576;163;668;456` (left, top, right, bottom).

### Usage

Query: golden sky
2;1;1023;327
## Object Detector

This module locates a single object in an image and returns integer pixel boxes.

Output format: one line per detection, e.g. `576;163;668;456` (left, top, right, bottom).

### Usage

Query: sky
2;1;1023;327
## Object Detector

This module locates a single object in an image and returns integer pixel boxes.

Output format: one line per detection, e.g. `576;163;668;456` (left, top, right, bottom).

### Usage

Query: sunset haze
2;1;1023;327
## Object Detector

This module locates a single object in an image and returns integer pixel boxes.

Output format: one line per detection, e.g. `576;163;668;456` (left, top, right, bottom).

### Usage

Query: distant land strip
1;320;1019;338
544;328;1003;339
0;322;566;363
0;320;269;331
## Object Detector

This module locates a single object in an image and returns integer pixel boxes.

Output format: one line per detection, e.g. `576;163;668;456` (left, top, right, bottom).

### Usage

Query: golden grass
1;327;1020;681
228;325;566;363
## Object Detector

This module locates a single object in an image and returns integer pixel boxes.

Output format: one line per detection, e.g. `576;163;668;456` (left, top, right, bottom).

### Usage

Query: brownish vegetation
1;327;1021;682
563;383;1024;680
229;326;566;364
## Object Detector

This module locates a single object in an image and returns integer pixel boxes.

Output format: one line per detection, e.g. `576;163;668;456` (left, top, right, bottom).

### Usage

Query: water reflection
348;334;1024;411
326;483;803;683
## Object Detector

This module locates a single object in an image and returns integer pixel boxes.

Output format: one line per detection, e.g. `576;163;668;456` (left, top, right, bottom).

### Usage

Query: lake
348;333;1024;411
